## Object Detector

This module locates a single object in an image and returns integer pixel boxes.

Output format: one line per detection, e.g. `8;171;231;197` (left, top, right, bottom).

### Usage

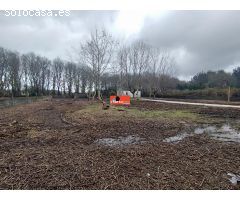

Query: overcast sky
0;10;240;80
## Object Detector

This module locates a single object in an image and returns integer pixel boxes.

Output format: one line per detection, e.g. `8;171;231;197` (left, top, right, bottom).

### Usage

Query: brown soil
0;98;240;189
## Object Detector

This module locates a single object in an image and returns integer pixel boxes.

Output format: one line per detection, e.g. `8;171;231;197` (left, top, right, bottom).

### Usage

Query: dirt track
142;98;240;108
0;99;240;189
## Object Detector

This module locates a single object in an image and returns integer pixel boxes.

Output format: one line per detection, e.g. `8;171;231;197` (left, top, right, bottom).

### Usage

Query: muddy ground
0;98;240;189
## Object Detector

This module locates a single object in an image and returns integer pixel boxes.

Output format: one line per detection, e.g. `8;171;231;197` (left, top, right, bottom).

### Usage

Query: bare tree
21;54;30;96
45;68;51;95
0;40;179;99
80;65;94;98
74;65;81;93
130;41;150;96
80;28;116;99
79;65;90;94
118;41;150;97
0;47;8;96
39;57;51;95
53;58;64;95
22;53;39;95
117;44;130;91
6;50;22;98
158;54;175;94
148;48;174;98
21;53;52;96
65;62;76;96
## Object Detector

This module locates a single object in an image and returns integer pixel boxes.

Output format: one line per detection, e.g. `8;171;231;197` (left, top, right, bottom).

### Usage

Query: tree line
1;28;240;99
178;69;240;90
0;29;176;99
0;47;93;98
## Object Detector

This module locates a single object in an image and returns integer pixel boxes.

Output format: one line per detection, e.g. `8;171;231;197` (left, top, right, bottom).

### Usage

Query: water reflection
163;123;240;143
95;135;143;147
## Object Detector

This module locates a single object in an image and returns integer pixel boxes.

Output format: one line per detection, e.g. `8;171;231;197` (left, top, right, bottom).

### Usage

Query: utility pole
228;86;231;103
224;79;231;103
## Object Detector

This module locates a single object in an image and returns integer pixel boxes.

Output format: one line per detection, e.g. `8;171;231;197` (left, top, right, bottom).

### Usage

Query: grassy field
71;103;198;120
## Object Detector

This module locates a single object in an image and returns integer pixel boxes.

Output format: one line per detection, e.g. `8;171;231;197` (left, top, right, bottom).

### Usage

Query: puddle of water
163;124;240;143
96;135;143;147
194;124;240;143
212;133;240;142
163;132;189;143
194;126;216;134
228;173;240;185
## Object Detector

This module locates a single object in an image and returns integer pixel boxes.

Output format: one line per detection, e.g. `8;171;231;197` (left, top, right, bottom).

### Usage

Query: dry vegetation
0;98;240;189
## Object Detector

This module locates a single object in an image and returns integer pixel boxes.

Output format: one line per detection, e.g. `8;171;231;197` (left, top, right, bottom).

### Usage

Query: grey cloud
0;10;240;79
140;11;240;77
0;11;118;59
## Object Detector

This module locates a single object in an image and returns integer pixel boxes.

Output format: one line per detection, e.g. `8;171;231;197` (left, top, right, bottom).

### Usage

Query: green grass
74;103;199;122
127;108;198;120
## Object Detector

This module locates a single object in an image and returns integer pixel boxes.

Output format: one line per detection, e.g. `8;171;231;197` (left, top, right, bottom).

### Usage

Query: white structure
117;90;141;98
134;91;141;98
